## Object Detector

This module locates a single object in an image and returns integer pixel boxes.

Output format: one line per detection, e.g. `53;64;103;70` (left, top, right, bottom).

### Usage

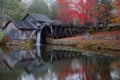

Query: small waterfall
36;30;42;45
36;45;41;57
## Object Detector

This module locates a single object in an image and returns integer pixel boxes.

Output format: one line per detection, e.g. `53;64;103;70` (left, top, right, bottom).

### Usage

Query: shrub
88;28;96;34
0;30;4;41
2;35;9;42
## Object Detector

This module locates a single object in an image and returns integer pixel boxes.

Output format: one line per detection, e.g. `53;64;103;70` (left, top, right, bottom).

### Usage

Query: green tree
44;0;57;19
0;0;25;27
28;0;53;19
51;0;57;19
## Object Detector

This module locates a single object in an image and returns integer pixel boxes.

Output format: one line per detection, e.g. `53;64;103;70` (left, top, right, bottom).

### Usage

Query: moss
19;40;35;48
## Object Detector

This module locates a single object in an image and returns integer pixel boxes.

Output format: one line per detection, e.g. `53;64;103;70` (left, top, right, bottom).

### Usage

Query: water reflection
0;45;120;80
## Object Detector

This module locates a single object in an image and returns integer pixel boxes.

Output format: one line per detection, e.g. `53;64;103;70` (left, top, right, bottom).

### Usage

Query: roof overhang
2;20;19;30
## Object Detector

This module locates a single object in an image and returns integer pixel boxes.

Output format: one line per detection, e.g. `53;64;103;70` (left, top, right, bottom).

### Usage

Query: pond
0;45;120;80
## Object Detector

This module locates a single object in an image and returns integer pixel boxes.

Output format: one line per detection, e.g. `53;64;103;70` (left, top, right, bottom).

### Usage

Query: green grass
0;30;4;41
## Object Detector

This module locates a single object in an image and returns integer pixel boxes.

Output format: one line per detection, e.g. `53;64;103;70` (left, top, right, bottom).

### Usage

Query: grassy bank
47;30;120;53
47;39;120;52
8;40;35;48
77;39;120;52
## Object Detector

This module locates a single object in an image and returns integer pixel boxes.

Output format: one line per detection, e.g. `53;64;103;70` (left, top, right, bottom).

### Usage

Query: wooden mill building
3;13;63;43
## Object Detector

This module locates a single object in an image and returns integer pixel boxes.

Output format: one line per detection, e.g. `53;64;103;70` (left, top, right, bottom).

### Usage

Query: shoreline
47;39;120;52
47;35;120;53
47;30;120;54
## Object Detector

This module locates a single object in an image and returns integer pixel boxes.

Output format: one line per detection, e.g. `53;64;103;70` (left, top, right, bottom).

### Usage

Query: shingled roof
23;13;52;23
52;20;63;25
15;20;36;29
3;20;36;30
3;13;66;30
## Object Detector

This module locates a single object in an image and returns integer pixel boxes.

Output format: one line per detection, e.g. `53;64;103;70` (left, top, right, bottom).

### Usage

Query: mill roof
3;13;66;30
3;20;36;30
23;13;52;23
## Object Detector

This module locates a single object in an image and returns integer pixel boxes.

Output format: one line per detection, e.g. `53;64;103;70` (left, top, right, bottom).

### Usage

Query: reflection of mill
1;46;120;80
3;45;82;74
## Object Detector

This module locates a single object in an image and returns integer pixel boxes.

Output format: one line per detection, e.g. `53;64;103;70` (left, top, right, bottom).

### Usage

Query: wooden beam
29;30;36;39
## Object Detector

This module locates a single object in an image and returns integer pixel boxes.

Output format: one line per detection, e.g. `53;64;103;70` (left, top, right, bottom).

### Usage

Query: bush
88;28;96;34
0;30;4;41
2;35;9;42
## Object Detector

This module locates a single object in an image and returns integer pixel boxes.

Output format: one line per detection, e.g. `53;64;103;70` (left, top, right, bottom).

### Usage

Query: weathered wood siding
19;30;36;39
4;22;20;39
4;22;36;40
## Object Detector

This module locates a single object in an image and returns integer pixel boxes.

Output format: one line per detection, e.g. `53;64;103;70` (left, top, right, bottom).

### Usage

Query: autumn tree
96;0;113;26
111;0;120;23
57;0;97;25
113;0;120;9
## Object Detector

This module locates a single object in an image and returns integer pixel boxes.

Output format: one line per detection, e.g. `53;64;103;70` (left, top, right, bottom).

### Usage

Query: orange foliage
113;0;120;10
2;35;9;42
111;0;120;23
111;17;120;23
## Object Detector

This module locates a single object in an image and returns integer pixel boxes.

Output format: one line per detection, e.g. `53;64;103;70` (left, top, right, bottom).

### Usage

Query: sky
21;0;33;5
21;0;56;10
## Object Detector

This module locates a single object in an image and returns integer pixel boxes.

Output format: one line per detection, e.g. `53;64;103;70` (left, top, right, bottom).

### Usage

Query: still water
0;45;120;80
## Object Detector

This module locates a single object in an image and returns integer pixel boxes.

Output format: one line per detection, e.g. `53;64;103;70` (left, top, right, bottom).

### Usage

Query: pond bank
47;30;120;54
47;39;120;53
46;45;120;57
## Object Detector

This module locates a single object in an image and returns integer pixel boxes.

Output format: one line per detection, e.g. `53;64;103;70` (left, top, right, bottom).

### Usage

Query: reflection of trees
0;61;24;80
41;50;82;62
55;54;117;80
110;61;120;80
20;68;58;80
1;45;119;80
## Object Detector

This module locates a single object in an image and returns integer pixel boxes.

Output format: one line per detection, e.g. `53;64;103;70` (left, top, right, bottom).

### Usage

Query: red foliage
57;0;97;24
100;4;105;11
114;0;120;10
57;62;109;80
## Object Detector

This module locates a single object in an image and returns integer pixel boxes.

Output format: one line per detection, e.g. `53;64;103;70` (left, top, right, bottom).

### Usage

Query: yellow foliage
111;0;120;23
